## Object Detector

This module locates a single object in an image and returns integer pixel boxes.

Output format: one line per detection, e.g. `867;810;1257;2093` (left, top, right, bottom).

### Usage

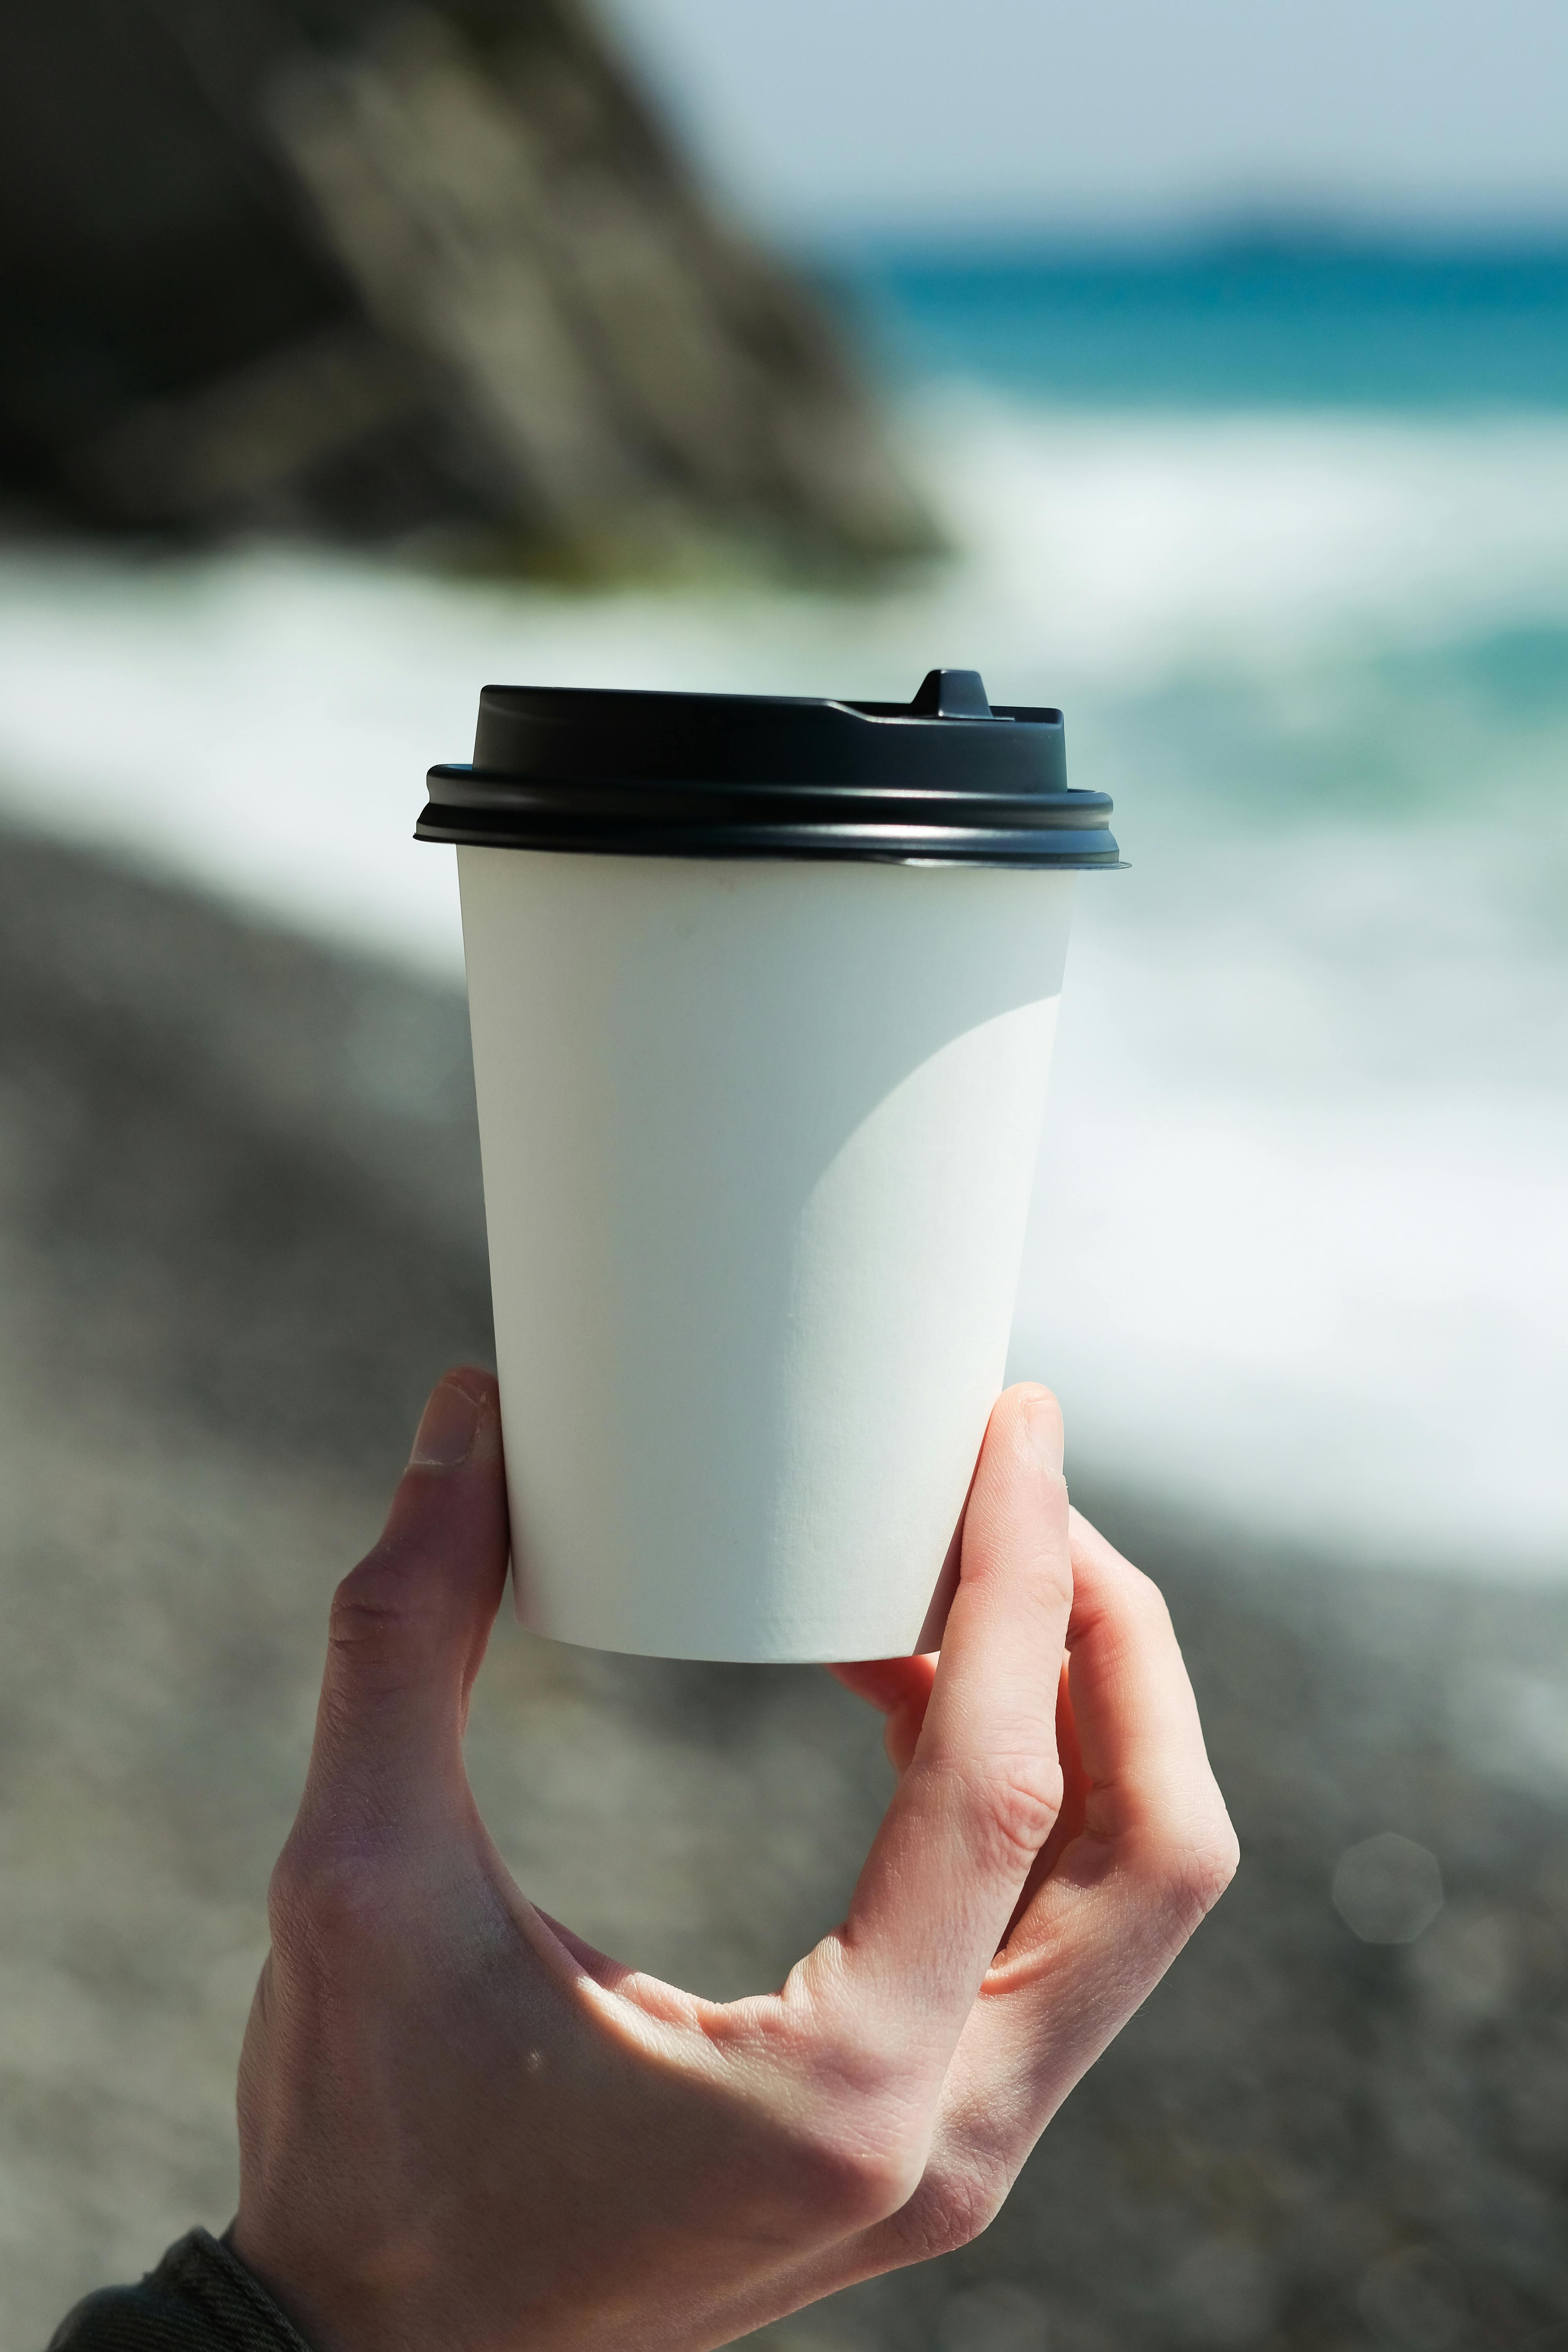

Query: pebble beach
3;823;1564;2352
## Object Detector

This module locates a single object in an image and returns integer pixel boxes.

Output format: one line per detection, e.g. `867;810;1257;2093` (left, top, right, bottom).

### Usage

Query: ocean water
1;245;1563;1575
834;235;1568;411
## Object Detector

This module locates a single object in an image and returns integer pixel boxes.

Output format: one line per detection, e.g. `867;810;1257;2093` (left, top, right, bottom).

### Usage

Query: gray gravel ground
2;823;1565;2352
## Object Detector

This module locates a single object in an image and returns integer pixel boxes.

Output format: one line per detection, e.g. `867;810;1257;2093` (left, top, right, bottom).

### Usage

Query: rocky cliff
0;1;935;568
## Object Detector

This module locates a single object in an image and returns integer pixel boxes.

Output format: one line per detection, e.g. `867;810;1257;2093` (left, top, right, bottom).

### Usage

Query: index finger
839;1515;1239;2258
1055;1507;1232;1883
802;1386;1073;2089
987;1505;1238;2005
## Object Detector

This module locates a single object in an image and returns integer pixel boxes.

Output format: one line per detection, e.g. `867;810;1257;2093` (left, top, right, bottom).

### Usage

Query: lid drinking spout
909;668;994;720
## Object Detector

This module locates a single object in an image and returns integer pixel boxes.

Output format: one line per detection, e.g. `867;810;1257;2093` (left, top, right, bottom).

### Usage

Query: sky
597;0;1568;241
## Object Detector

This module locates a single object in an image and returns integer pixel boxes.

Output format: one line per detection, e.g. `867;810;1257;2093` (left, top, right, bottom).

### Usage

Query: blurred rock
1332;1833;1445;1946
0;1;937;570
1;820;1567;2350
936;2281;1051;2352
1356;2250;1468;2352
1168;2239;1278;2348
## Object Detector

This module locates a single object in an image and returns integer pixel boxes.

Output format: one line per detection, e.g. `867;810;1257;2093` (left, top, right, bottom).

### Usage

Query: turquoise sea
1;237;1563;1573
833;233;1568;411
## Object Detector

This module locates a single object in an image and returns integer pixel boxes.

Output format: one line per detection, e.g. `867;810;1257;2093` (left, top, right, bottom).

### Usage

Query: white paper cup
420;668;1121;1660
459;847;1074;1662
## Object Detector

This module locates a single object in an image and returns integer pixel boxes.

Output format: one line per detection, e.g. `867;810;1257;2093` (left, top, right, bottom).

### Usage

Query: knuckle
883;2153;1011;2263
1022;1539;1074;1621
1182;1812;1241;1914
327;1549;429;1672
976;1753;1064;1871
789;2114;928;2233
906;1750;1063;1878
1124;1563;1175;1637
1136;1803;1240;1940
266;1830;396;1969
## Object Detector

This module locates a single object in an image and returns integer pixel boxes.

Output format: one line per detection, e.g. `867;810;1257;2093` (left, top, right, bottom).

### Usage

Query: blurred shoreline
2;376;1564;1574
2;823;1565;2348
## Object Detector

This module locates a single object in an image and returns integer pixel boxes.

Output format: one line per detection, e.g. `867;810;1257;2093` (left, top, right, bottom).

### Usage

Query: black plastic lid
416;669;1122;867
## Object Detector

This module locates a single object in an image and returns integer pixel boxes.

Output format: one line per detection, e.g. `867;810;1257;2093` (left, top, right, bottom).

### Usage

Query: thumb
298;1367;510;1840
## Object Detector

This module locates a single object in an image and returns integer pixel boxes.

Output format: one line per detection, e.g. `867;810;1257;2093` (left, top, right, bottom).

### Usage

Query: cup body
459;846;1074;1662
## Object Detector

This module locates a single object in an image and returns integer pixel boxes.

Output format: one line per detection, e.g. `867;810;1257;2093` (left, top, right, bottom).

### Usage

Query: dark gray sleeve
47;2230;313;2352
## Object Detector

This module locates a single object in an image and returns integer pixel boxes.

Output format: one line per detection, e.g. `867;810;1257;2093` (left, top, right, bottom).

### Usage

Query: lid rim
425;763;1112;826
423;673;1122;867
416;809;1123;867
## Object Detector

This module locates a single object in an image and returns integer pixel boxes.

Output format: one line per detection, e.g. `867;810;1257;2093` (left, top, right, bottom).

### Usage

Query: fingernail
1023;1388;1065;1475
409;1377;482;1469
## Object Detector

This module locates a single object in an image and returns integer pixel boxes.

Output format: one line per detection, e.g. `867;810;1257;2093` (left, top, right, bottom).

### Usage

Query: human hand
231;1370;1236;2352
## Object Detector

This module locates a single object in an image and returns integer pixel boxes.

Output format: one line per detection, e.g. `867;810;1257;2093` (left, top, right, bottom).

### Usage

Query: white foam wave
0;399;1563;1572
906;391;1568;693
